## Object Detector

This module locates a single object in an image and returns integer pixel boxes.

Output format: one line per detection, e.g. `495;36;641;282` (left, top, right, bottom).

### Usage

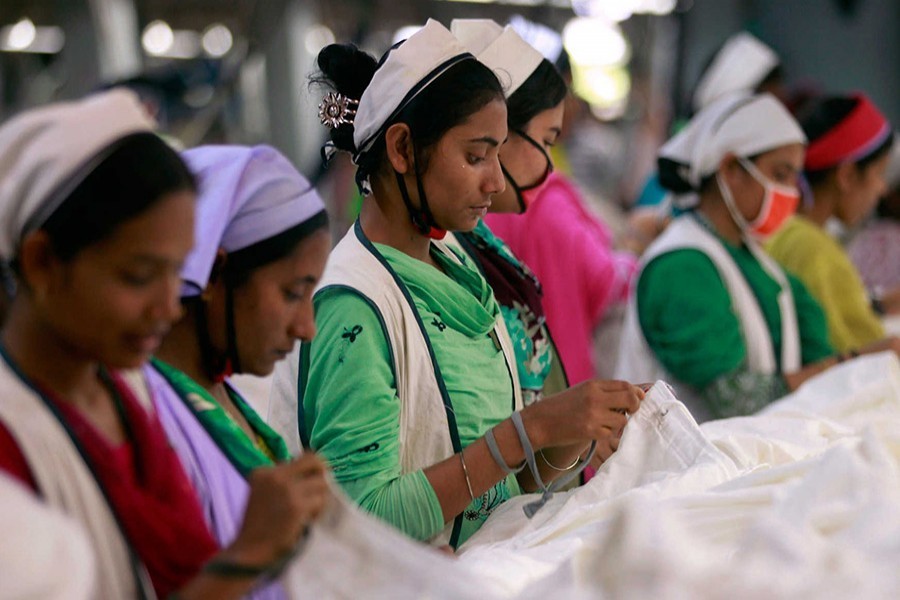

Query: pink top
485;173;637;384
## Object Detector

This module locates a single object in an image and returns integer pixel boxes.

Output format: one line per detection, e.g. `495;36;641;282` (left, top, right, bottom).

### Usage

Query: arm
176;455;330;600
305;290;644;533
638;250;747;389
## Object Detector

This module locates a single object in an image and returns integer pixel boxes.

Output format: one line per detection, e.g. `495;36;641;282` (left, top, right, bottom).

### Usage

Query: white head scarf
0;90;155;259
692;33;780;112
179;145;326;296
450;19;545;98
353;19;473;156
659;93;806;193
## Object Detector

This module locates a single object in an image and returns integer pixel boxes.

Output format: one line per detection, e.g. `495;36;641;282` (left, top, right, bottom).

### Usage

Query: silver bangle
459;449;476;502
538;449;580;471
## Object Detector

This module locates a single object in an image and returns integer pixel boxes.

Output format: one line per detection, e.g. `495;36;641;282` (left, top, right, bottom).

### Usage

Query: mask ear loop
394;139;446;239
514;129;554;189
503;130;554;214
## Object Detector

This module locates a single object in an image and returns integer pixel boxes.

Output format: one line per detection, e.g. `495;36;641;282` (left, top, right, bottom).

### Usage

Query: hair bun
657;157;697;194
317;44;378;101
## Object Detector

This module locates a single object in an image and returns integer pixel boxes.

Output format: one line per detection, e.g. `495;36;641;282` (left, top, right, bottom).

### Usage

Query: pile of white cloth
287;352;900;599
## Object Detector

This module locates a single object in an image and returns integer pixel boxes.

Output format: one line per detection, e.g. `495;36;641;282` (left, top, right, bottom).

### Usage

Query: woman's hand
226;453;330;567
521;380;644;450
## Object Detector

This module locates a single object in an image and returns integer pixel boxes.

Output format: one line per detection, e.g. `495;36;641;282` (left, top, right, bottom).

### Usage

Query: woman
478;26;639;386
617;93;898;422
766;94;896;351
147;144;331;599
269;20;643;549
0;91;326;599
447;18;568;403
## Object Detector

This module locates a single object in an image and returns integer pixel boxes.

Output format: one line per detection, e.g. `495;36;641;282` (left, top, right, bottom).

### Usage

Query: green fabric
468;220;554;405
301;242;520;545
702;366;789;419
766;216;885;352
150;357;291;476
637;218;833;413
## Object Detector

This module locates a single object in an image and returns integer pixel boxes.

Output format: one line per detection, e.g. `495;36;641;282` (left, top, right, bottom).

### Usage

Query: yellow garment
766;216;884;352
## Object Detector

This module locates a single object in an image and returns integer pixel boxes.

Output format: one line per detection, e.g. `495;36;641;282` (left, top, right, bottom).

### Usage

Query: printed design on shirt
337;324;364;365
464;481;506;521
431;312;447;332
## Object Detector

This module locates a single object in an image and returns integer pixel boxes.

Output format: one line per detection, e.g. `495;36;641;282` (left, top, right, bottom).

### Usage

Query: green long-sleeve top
637;220;833;418
300;241;521;546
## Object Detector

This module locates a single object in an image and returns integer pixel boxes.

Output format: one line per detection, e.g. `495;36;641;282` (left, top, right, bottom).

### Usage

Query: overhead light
0;18;65;54
142;20;202;60
563;17;630;67
7;18;36;51
142;20;174;56
304;24;335;55
202;24;232;57
639;0;678;15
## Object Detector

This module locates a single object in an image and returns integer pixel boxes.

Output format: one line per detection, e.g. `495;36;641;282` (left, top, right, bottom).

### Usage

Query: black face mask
502;129;553;213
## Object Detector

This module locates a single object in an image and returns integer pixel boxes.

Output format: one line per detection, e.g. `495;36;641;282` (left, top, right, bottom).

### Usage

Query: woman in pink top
485;174;637;384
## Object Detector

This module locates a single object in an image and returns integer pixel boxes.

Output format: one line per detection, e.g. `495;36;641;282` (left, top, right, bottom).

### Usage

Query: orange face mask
738;157;800;240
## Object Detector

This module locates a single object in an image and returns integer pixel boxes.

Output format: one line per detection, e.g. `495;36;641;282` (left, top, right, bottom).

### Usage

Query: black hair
311;42;504;190
506;59;567;132
37;132;196;262
554;49;572;81
800;96;895;187
222;209;329;289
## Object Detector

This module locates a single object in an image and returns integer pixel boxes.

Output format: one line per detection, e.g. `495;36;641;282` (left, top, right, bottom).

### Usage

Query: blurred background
1;0;897;229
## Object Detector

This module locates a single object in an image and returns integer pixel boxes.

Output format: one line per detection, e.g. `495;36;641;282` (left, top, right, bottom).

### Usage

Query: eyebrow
292;275;319;285
467;136;504;147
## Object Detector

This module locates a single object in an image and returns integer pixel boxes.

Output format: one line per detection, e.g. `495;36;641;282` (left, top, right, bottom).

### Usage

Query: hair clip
318;92;358;129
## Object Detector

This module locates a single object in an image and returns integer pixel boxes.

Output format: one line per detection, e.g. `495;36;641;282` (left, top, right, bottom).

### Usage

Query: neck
155;304;223;396
697;189;743;245
1;299;104;404
359;177;433;263
798;185;837;227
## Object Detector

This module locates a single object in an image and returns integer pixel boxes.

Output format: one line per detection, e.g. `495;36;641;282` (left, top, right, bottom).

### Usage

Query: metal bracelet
459;449;476;502
538;449;580;471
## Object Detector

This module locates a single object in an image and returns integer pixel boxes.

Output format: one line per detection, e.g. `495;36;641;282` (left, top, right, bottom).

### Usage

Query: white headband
451;19;545;98
0;90;155;258
353;19;473;156
693;33;780;112
660;93;806;191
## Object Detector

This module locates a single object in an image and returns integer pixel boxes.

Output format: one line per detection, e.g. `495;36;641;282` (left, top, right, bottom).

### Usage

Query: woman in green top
449;19;569;404
270;21;643;549
617;93;895;422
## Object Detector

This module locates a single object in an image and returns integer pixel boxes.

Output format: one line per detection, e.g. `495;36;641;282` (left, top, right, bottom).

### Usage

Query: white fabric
280;352;900;598
179;144;325;296
615;216;800;422
693;32;779;111
354;19;472;154
660;93;805;191
0;89;155;258
268;226;523;544
0;358;142;599
451;19;544;98
0;473;96;600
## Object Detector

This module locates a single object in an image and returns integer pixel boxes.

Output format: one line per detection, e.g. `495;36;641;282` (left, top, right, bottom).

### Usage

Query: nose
152;273;184;324
288;300;317;342
486;156;506;195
